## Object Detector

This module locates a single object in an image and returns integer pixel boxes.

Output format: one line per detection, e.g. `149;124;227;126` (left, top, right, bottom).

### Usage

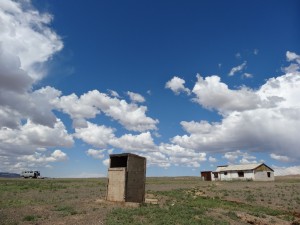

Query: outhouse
106;153;146;203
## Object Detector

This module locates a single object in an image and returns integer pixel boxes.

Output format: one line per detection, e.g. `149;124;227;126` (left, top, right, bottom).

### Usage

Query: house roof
216;163;273;172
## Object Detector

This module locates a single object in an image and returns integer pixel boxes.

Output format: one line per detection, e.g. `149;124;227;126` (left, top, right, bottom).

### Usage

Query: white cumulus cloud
286;51;300;63
102;158;110;167
21;150;68;163
159;144;206;168
111;132;156;152
55;90;158;131
170;53;300;161
12;149;68;171
74;122;115;148
273;165;300;176
192;74;266;113
165;76;191;95
229;61;247;76
0;0;63;81
283;51;300;73
127;91;145;103
270;153;291;162
243;73;253;78
209;156;217;163
0;0;74;173
0;119;73;156
86;149;105;160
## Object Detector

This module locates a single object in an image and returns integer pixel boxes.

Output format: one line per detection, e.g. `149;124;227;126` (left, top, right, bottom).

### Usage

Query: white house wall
219;170;254;181
254;171;274;181
211;173;216;181
211;172;219;181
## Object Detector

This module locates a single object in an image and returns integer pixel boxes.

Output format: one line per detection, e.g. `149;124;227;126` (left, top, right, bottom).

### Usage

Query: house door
106;168;126;202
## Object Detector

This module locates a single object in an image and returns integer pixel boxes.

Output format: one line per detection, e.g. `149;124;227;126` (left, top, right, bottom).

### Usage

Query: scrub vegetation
0;176;299;224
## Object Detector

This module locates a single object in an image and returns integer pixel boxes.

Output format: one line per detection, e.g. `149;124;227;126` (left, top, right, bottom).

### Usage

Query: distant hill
0;172;20;178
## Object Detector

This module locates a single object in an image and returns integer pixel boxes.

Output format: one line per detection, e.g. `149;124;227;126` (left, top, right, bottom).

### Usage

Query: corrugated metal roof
216;163;262;172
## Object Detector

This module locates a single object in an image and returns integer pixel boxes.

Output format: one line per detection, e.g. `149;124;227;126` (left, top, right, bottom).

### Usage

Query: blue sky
0;0;300;177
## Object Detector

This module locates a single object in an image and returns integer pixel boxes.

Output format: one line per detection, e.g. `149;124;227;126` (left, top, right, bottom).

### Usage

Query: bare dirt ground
146;176;300;225
0;178;109;225
0;176;300;225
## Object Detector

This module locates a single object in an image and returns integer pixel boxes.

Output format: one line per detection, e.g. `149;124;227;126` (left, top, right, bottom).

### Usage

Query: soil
0;175;299;225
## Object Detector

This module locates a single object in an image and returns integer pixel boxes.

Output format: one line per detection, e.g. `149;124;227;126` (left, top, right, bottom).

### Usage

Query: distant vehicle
20;170;41;179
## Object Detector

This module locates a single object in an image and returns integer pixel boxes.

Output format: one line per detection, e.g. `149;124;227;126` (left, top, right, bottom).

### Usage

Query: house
201;163;274;181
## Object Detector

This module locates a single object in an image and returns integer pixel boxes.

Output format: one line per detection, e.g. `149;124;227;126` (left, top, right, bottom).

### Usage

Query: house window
213;172;218;178
267;172;271;178
238;171;244;177
224;172;228;175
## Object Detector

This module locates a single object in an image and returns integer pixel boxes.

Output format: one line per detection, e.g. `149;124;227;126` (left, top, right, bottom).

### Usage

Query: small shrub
225;211;239;220
282;214;295;221
245;194;255;202
222;191;229;197
250;212;267;218
54;205;78;215
23;215;36;221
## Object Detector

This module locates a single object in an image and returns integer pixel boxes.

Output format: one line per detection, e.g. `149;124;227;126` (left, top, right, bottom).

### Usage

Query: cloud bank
0;0;159;171
0;0;71;171
167;52;300;162
1;0;299;175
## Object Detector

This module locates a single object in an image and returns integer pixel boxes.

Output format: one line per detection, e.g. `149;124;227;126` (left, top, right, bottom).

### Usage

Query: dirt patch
236;211;291;225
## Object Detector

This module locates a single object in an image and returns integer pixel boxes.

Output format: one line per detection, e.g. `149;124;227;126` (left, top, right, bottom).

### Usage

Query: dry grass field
0;176;300;225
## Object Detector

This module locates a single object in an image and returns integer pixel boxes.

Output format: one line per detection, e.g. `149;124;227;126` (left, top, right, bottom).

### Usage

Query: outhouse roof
110;153;146;159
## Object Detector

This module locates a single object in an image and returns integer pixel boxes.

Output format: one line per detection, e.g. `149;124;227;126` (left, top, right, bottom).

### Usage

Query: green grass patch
107;188;289;225
23;215;37;221
188;193;283;216
0;179;69;193
54;205;78;215
1;199;33;208
107;204;229;225
146;177;201;185
224;211;239;220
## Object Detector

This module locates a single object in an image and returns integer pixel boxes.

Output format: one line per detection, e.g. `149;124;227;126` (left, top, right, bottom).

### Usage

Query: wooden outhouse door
106;168;126;202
